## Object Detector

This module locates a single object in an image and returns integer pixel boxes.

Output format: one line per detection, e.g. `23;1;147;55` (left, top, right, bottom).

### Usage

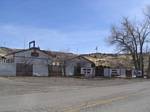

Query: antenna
76;48;79;54
23;37;26;49
3;42;6;47
95;46;98;53
1;41;4;47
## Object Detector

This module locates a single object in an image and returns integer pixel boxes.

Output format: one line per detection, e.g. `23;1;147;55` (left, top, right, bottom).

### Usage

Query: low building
65;56;95;77
0;41;53;76
78;55;130;78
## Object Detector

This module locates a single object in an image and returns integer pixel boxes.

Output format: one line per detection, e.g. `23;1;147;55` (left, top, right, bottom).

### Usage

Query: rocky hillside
0;47;13;56
83;53;150;71
82;53;133;68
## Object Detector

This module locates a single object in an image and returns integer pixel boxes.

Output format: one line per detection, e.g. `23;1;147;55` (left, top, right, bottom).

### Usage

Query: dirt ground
0;77;147;96
0;77;149;112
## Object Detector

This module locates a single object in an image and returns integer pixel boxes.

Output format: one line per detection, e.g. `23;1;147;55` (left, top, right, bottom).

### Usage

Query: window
31;52;39;57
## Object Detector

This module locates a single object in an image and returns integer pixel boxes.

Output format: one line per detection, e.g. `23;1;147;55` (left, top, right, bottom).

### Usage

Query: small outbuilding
65;56;95;77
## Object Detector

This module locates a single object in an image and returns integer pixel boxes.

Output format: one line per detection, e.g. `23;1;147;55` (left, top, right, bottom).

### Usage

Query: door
16;63;33;76
48;65;63;76
74;63;81;76
95;66;104;76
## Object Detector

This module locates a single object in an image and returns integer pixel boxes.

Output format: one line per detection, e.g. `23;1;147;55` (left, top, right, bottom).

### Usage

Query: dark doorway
95;66;104;76
126;70;132;78
16;63;33;76
74;63;81;76
48;65;63;76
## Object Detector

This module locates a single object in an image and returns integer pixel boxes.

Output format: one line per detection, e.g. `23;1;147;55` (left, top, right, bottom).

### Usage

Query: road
0;77;150;112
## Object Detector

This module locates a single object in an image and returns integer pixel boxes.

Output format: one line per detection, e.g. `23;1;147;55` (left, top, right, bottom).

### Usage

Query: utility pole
23;37;26;49
95;46;98;53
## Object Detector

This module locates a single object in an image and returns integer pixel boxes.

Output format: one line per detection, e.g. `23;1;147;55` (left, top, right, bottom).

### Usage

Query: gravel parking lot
0;77;145;96
0;77;149;112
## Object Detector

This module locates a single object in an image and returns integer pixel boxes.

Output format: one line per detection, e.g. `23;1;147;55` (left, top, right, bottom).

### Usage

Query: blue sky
0;0;150;54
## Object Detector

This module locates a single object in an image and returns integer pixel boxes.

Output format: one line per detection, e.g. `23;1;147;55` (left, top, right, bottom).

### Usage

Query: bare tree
143;5;150;77
109;17;150;76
